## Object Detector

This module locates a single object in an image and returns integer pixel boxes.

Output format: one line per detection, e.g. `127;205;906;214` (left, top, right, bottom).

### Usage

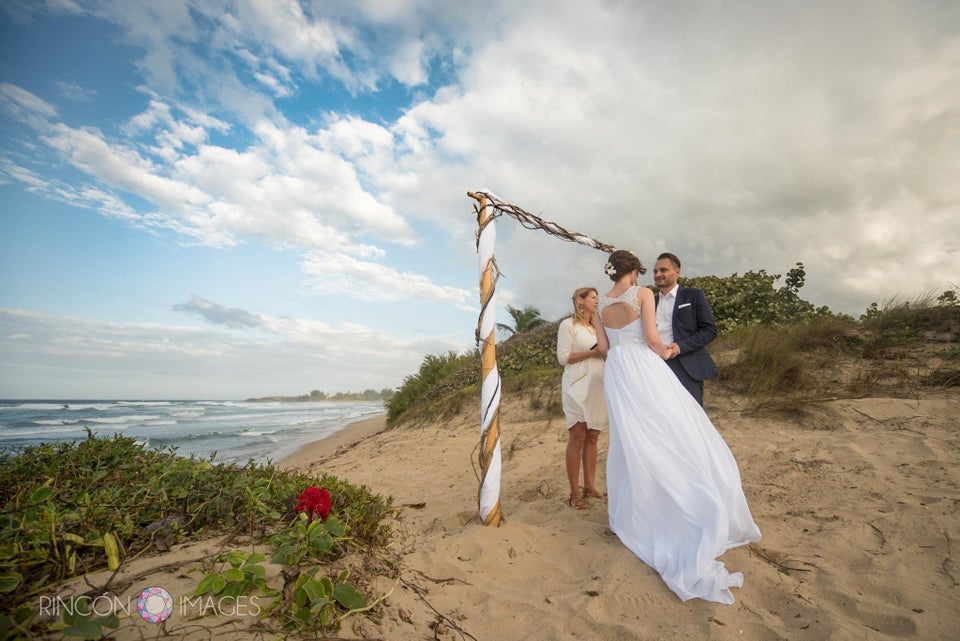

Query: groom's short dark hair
657;252;681;269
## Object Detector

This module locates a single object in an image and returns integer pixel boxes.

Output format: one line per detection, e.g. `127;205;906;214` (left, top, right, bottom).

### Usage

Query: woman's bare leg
566;423;588;509
582;428;604;499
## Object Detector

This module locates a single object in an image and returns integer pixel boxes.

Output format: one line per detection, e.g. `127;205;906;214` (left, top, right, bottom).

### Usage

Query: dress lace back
599;285;643;317
600;286;645;349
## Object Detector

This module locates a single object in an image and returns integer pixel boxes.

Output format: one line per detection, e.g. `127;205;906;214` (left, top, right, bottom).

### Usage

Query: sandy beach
271;386;960;641
50;385;959;640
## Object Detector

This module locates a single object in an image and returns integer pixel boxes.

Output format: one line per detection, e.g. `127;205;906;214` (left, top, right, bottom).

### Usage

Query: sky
1;0;958;400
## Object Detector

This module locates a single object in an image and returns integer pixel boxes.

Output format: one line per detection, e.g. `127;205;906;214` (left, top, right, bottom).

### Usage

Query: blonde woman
557;287;608;510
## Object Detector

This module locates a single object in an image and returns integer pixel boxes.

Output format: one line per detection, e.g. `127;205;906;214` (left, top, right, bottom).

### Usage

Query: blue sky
1;1;958;400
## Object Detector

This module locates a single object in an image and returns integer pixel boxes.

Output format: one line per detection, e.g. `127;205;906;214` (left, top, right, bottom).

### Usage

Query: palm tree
496;305;547;337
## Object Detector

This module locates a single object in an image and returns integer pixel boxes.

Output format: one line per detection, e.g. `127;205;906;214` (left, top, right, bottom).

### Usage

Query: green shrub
386;322;564;424
385;350;477;422
678;262;842;332
0;433;393;634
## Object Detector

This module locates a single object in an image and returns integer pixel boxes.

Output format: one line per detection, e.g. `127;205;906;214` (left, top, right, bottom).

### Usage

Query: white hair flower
604;262;616;276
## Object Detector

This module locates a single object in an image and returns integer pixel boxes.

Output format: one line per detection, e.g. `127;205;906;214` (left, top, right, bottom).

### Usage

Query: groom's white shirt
657;284;678;345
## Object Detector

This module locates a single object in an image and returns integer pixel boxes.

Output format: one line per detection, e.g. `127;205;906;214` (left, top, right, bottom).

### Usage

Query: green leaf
324;515;346;537
100;615;120;630
196;573;225;596
63;620;106;640
303;578;332;603
62;599;91;625
308;529;333;553
0;571;22;592
294;586;308;608
294;606;311;622
30;486;54;503
223;567;245;583
332;583;365;610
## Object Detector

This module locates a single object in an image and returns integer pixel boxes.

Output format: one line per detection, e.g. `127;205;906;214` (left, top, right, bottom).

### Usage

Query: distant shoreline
244;396;389;403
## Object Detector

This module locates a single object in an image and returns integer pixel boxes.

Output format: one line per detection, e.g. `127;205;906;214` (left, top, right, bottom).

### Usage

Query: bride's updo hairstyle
604;249;646;281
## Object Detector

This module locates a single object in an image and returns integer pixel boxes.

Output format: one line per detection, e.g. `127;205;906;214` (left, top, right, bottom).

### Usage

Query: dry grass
715;300;960;411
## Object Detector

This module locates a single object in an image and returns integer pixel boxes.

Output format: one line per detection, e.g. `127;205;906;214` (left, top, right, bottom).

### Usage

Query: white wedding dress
600;287;761;604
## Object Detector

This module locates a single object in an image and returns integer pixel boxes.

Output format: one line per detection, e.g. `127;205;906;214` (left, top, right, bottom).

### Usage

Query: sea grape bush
0;434;393;638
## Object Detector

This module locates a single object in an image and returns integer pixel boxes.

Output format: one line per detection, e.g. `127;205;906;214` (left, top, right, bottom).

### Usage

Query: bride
592;249;761;604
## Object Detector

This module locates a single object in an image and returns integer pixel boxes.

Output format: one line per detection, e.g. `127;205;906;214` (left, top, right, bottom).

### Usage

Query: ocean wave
86;415;161;424
0;403;68;411
239;429;278;437
0;425;99;438
1;401;385;462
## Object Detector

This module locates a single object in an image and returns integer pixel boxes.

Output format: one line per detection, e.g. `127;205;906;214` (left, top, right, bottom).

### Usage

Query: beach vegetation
674;262;844;332
386;349;477;422
387;274;959;424
496;304;548;337
715;291;960;409
0;433;394;639
386;320;565;424
195;550;274;601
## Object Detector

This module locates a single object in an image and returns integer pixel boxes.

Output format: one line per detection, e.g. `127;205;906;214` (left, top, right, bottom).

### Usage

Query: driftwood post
468;190;614;526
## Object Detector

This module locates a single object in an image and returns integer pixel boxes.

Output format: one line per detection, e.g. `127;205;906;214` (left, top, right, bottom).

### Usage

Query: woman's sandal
569;496;589;510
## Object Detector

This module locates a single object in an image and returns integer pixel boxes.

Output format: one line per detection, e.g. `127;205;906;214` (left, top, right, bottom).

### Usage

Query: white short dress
557;318;608;431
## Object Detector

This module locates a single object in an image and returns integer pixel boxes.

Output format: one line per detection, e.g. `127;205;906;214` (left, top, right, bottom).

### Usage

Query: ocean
0;399;386;465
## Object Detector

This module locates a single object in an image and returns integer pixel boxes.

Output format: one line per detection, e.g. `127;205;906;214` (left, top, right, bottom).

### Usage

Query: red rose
295;486;331;523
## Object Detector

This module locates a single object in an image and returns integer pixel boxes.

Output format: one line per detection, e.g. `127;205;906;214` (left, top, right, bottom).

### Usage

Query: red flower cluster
295;486;332;523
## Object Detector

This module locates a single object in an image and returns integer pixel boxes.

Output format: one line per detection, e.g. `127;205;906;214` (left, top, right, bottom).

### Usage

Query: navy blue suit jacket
659;286;719;382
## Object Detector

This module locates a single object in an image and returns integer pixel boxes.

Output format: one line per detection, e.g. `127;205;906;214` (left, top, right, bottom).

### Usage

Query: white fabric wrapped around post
474;192;503;526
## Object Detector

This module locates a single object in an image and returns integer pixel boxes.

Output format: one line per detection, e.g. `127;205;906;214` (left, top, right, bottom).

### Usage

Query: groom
653;252;719;406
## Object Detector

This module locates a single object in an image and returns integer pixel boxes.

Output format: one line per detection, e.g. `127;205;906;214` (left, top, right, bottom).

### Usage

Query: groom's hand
666;343;680;359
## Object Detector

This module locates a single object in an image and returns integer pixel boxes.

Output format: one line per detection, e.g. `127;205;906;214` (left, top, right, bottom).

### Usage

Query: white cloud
3;0;960;363
2;83;421;255
300;251;475;309
0;82;58;121
388;38;427;86
54;80;97;102
374;1;960;316
0;306;464;398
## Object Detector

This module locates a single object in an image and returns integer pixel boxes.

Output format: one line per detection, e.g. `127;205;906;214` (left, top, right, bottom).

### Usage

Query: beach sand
272;386;960;641
53;386;960;640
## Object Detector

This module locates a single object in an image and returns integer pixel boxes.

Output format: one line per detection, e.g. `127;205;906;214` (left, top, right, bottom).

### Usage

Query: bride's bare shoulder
635;286;654;304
